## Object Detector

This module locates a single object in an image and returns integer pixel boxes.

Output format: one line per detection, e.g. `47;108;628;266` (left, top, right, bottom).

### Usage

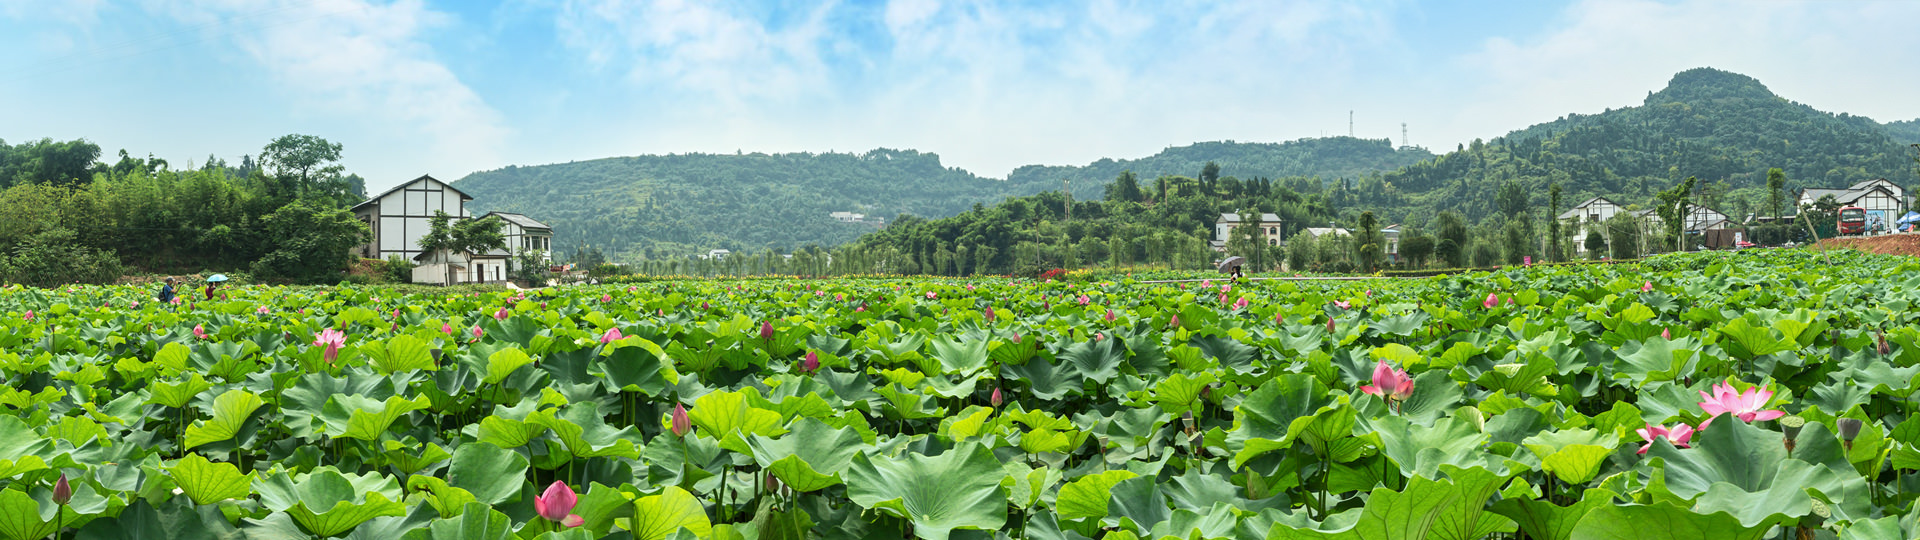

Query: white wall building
479;212;555;270
353;175;553;285
1557;197;1623;257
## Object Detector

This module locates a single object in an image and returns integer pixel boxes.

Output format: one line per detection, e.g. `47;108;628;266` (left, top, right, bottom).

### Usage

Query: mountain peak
1644;67;1776;105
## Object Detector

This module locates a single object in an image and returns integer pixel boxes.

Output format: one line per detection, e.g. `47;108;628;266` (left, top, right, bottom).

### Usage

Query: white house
353;175;553;285
1557;197;1622;258
705;249;732;260
830;211;866;223
1215;213;1287;252
1800;183;1902;233
479;212;555;270
1302;227;1351;241
353;175;471;261
1382;224;1402;263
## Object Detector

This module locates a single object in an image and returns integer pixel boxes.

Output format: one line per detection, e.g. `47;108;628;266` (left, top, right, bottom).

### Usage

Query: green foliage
0;228;125;287
378;255;416;284
252;198;370;283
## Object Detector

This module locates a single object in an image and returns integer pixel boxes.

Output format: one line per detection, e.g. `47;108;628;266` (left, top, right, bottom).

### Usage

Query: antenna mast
1402;123;1409;148
1348;111;1354;137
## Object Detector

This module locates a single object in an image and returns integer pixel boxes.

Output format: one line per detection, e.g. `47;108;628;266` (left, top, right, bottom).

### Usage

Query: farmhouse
351;174;555;285
1798;180;1902;232
1556;197;1623;258
1214;213;1288;251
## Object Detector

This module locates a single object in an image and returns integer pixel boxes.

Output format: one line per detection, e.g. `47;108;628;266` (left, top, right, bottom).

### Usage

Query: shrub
1;228;125;287
379;255;416;284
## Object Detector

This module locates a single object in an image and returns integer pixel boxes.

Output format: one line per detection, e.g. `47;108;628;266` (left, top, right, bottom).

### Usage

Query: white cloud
155;0;509;186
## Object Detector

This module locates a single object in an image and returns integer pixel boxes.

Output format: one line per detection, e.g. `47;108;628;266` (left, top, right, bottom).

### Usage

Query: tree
419;210;507;259
1547;184;1563;262
1654;176;1698;252
1495;181;1528;218
1105;170;1142;203
1584;231;1607;260
1606;213;1642;260
1766;168;1786;219
1435;211;1469;267
1356;212;1382;272
1502;218;1531;264
260;134;349;202
251;198;370;282
1399;234;1434;268
1286;230;1315;272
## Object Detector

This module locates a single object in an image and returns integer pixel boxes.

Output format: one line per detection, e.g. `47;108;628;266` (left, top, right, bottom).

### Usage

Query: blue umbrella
1898;212;1920;226
206;274;229;283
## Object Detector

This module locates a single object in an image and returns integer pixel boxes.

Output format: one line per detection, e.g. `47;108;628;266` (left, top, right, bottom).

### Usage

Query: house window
1269;239;1277;246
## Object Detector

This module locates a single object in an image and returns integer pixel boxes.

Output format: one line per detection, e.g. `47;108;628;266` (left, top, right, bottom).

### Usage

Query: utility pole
1063;179;1071;222
1349;111;1354;137
1402;123;1409;148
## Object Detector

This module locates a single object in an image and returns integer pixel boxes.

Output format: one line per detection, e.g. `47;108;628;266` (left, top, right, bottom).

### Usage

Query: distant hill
455;138;1431;260
1886;118;1920;145
1360;67;1918;224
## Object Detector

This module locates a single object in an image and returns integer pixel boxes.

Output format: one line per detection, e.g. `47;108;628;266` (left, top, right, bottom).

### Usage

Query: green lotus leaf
745;417;865;492
166;454;252;505
845;442;1007;540
686;389;789;445
254;467;406;537
0;488;58;540
929;337;989;375
528;403;644;460
1428;466;1518;540
1472;354;1558;397
154;342;192;372
1149;371;1216;416
941;406;996;442
630;486;711;540
380;440;453;475
1266;474;1459;540
362;334;435;374
482;347;534;385
874;384;946;420
145;374;213;410
1614;338;1699;384
476;414;548;449
1060;339;1126;385
400;501;512;540
1717;317;1791;360
1566;502;1766;540
594;343;675;396
320;394;433;441
1372;414;1493;478
446;442;528;505
1489;488;1617;540
1055;470;1138;521
73;498;241;540
1104;475;1169;533
1228;374;1334;468
1188;335;1256;374
404;476;477;519
1521;429;1617;485
182;389;266;450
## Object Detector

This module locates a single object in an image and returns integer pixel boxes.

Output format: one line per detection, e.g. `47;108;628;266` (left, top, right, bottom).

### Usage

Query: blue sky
3;0;1917;193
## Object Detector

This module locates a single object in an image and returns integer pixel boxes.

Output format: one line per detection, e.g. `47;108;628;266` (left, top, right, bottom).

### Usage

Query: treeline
0;135;371;286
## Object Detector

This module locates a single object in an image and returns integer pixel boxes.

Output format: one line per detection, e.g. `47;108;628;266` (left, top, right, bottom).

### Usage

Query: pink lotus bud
23;311;33;321
471;325;483;339
671;403;691;437
442;323;454;334
1077;295;1090;306
1232;297;1249;310
494;308;509;320
601;294;612;303
1105;309;1115;322
760;321;775;340
1642;281;1654;292
193;324;208;340
1218;293;1229;304
534;481;583;527
801;351;820;373
1169;314;1181;329
985;307;996;322
1483;293;1498;309
991;387;1003;407
1661;327;1671;340
52;473;70;505
1327;318;1336;333
1011;333;1022;344
701;302;710;310
600;327;624;344
1095;332;1104;341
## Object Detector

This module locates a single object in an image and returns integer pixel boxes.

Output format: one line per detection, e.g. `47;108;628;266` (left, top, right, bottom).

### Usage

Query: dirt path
1819;233;1920;256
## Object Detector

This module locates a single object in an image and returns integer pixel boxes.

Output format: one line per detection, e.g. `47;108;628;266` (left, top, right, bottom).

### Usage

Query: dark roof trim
352;175;474;211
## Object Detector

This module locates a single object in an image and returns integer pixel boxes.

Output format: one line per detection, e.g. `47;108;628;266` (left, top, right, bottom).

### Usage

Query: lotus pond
1;249;1919;539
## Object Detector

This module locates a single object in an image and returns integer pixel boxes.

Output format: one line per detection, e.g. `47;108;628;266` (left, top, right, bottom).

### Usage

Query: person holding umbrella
204;274;229;300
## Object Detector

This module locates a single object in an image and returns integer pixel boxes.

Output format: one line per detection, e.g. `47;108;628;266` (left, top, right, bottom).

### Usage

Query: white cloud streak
157;0;509;184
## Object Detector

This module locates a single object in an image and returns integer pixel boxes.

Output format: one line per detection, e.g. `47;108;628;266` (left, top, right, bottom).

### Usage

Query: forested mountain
1359;68;1918;226
1886;119;1920;145
454;138;1430;261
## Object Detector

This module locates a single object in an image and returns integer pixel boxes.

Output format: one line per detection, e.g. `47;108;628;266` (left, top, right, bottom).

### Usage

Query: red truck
1838;206;1867;235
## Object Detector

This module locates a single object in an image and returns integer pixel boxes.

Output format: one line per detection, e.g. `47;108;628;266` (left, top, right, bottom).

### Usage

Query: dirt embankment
1819;234;1920;257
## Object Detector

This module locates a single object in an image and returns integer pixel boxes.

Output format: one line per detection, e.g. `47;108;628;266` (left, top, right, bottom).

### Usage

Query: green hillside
1362;68;1916;225
454;138;1431;261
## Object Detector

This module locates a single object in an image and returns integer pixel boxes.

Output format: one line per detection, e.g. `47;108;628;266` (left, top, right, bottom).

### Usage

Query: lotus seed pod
1809;498;1831;520
1779;415;1805;440
1836;418;1864;441
1181;411;1195;431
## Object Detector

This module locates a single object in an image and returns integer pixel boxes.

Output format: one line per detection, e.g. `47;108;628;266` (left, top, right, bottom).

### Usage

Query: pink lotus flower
534;481;584;527
627;286;636;293
1218;293;1229;304
314;328;346;364
1332;300;1351;310
1232;297;1249;310
834;293;844;301
700;302;710;310
1697;382;1785;427
670;403;691;437
1201;280;1212;288
194;324;208;340
1220;284;1231;293
23;311;32;321
255;306;269;315
966;284;975;291
1077;295;1090;306
926;291;937;299
442;323;454;335
1642;281;1654;292
855;305;865;312
1359;360;1415;403
1483;293;1498;308
493;308;508;320
470;325;483;339
600;327;624;344
601;294;612;303
801;351;820;373
1105;309;1116;322
170;297;182;305
1636;423;1695;454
